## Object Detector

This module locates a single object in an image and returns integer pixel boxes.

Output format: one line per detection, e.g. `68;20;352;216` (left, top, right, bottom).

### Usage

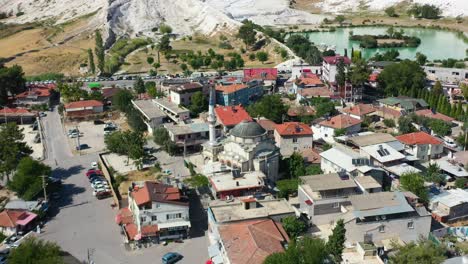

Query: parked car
162;252;183;264
93;120;105;125
39;112;46;117
91;162;98;169
95;191;111;200
69;132;80;138
86;169;103;177
76;144;89;150
93;189;111;196
67;129;78;135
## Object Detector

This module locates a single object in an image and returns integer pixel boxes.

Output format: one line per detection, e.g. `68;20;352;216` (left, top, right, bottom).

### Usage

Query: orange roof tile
130;182;186;206
319;114;362;129
216;84;248;94
215;105;253;127
218;219;289;264
275;122;313;136
396;132;443;145
298;87;332;98
415;109;454;123
287;105;315;117
124;223;138;240
0;210;27;228
296;73;323;86
342;104;376;117
16;87;51;98
141;224;159;237
256;118;277;131
64;100;103;109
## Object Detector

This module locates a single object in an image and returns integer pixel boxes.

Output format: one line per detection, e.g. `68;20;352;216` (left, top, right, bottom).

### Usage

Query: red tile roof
396;132;443;145
16;87;51;98
256;118;277;131
275;122;313;136
0;107;33;116
102;87;121;99
141;224;159;237
116;208;134;225
243;68;278;81
131;181;186;207
295;73;323;86
216;84;248;94
215;105;253;127
0;210;27;228
319;114;362;129
342;104;376;117
64;100;103;109
218;219;289;264
298;87;332;98
124;223;138;240
415;109;455;123
323;55;352;65
299;148;321;164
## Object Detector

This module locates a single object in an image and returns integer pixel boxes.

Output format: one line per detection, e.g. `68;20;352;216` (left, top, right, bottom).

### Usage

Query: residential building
292;73;324;94
374;106;402;123
125;181;190;242
360;143;406;167
132;99;166;134
431;156;468;178
256;118;276;139
274;122;313;157
0;108;35;124
287;105;315;120
321;55;351;83
153;98;190;123
454;151;468;167
159;78;192;94
415;109;455;123
296;87;332;103
204;120;280;183
0;209;38;236
341;104;376;120
164;121;209;148
423;66;468;83
243;68;278;88
215;105;253;132
5;199;48;212
215;82;263;106
313;114;362;143
343;192;431;245
207;198;294;264
15;86;52;106
64;100;104;118
429;189;468;223
169;82;206;106
396;132;444;161
378;97;428;114
290;62;322;79
345;132;405;152
102;87;122;105
206;168;265;199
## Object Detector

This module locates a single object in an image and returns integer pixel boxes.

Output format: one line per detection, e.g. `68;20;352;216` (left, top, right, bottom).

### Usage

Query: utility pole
76;125;81;155
87;248;95;264
40;176;47;201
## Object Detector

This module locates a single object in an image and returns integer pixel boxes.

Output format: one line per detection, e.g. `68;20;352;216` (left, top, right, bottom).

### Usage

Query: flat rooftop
209;198;295;223
385;163;421;176
132;100;165;119
349;133;398;147
153;98;189;114
354;176;381;190
301;173;358;192
209;170;265;192
350;191;414;218
164;121;209;136
361;143;406;163
320;146;363;172
430;189;468;207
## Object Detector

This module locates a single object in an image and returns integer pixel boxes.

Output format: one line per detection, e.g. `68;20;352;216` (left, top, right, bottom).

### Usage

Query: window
293;138;298;143
407;221;414;229
167;213;182;220
140;216;146;222
151;216;157;221
452;72;459;76
333;202;339;209
378;225;385;233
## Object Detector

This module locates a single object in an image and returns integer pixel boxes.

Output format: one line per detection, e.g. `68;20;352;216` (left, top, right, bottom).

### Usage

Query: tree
276;179;299;199
87;90;103;101
289;152;306;178
378;60;426;96
432;80;443;96
127;108;147;132
183;174;209;188
386;26;394;37
237;20;257;46
147;56;154;65
0;123;32;182
384;119;396;128
94;30;105;74
0;64;26;105
389;239;446;264
400;172;429;203
246;95;288;123
429;119;451;136
57;82;88;103
112;89;134;113
8;157;51;200
425;163;444;184
157;35;172;54
305;164;323;175
256;51;269;64
335;15;345;25
189;91;208;116
415;52;427;66
326;219;346;263
281;216;307;238
105;131;145;161
334;128;346;137
385;6;397;17
8;237;64;264
180;63;188;72
159;24;173;34
461;83;468;101
153;127;178;156
335;58;346;88
134;77;146;94
264;237;329;264
87;48;95;74
349;59;370;87
455;178;468;189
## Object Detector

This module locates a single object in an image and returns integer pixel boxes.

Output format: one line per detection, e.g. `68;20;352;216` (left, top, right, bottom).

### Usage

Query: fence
98;152;122;208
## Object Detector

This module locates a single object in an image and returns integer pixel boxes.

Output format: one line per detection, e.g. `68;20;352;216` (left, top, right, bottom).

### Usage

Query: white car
91;162;98;169
93;188;110;196
92;182;109;189
68;132;80;138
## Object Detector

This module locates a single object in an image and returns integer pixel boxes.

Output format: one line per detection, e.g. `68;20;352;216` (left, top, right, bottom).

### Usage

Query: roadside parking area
20;124;44;160
64;121;108;155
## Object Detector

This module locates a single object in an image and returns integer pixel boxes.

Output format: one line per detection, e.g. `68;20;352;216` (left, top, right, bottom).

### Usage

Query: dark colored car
93;120;105;125
162;252;182;264
76;144;89;150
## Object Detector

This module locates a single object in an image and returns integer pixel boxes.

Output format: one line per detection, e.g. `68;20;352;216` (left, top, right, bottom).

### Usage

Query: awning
158;221;191;229
16;212;37;226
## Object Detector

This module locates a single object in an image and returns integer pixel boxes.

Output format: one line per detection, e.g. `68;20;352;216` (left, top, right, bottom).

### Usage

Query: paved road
39;107;208;263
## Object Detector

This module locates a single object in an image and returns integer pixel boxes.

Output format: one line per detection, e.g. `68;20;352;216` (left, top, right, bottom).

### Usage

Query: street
38;108;208;263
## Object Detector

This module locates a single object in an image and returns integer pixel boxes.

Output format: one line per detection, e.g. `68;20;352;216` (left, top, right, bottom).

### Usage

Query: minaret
207;85;217;146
